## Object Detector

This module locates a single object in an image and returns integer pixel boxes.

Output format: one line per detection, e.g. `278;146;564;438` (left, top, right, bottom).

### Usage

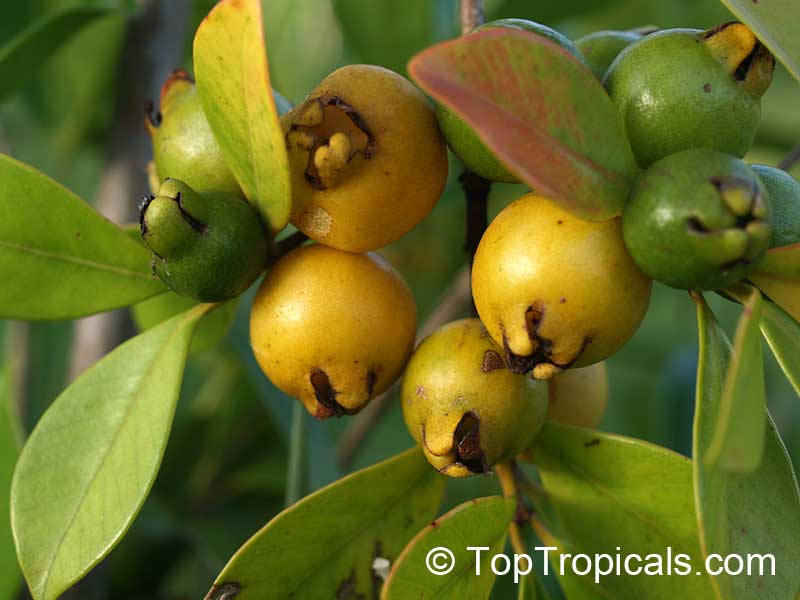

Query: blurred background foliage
0;0;798;598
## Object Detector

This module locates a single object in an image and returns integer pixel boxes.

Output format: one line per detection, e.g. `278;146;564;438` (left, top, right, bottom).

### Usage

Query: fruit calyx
139;180;208;259
424;411;489;476
309;368;366;419
285;94;377;190
700;22;775;96
145;69;194;132
687;175;771;270
502;302;591;380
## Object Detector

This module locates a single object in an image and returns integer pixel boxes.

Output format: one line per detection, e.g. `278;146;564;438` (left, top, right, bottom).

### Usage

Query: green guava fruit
623;149;772;290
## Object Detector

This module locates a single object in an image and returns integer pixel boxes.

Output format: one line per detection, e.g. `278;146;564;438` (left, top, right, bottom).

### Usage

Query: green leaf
382;496;514;600
750;272;800;325
132;293;238;356
0;365;21;600
760;298;800;396
205;447;446;600
409;28;638;221
0;4;122;101
719;0;800;81
11;304;211;600
531;422;715;599
704;288;767;472
193;0;291;235
693;292;800;600
753;243;800;279
0;154;165;319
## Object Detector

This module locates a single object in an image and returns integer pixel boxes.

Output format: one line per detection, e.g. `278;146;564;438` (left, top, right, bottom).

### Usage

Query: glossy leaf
530;520;602;600
0;365;21;600
11;304;210;600
132;293;238;356
0;154;165;319
206;447;446;600
719;0;800;81
0;4;120;101
409;28;638;221
749;272;800;324
193;0;291;235
693;292;800;600
705;288;766;472
760;298;800;396
753;243;800;279
382;496;514;599
531;422;715;599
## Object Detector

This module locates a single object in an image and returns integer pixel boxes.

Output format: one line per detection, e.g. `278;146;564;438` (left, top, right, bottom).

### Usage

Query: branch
269;230;308;265
461;169;491;265
69;1;190;382
779;143;800;172
460;0;485;34
336;266;472;469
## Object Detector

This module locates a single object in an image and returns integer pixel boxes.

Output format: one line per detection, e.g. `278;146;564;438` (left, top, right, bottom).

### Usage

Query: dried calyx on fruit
401;319;547;477
623;149;771;290
140;179;268;302
472;193;652;380
437;19;588;184
605;22;775;167
249;244;417;418
281;64;447;252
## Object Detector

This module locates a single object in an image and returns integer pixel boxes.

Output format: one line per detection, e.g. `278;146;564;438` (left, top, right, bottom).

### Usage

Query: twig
495;461;530;558
460;0;485;34
269;230;308;265
779;143;800;172
461;169;491;265
336;266;472;469
285;402;308;506
69;1;189;381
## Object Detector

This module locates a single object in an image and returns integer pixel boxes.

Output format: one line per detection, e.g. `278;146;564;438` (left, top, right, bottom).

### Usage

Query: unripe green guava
605;23;774;167
623;149;771;290
147;70;292;195
574;30;642;80
752;165;800;248
140;179;268;301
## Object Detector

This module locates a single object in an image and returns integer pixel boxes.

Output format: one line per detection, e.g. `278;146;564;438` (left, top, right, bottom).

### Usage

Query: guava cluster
139;17;799;479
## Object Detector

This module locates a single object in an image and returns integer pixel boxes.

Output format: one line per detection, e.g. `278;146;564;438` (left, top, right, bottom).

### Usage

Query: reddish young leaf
409;29;638;221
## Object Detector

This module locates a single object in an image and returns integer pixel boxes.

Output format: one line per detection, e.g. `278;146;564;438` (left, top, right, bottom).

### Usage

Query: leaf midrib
36;314;193;599
0;238;154;281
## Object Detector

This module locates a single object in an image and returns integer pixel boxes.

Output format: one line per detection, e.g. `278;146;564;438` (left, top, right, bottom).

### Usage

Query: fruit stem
284;402;308;506
460;0;484;34
496;461;531;563
779;143;800;171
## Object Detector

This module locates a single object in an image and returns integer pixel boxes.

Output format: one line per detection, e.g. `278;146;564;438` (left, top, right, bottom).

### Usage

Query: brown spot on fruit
481;349;505;372
703;82;712;93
